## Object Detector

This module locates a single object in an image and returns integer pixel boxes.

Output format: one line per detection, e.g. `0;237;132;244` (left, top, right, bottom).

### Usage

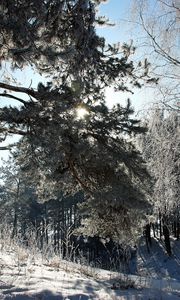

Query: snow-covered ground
0;237;180;299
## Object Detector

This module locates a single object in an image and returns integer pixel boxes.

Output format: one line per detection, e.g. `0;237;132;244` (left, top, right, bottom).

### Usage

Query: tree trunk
159;211;162;240
11;206;18;239
53;222;57;253
163;224;172;256
40;219;45;250
44;203;49;245
152;222;156;238
145;223;152;253
173;220;177;238
176;220;180;240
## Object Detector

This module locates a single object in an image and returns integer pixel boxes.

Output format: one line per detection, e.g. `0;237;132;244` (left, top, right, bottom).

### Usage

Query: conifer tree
0;0;152;240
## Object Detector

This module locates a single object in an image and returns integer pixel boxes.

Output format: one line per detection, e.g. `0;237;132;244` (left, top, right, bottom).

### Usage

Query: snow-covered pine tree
0;0;152;240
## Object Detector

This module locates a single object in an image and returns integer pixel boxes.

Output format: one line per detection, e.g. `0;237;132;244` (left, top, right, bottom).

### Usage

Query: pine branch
0;143;16;150
68;157;91;193
0;127;27;136
0;93;28;105
0;82;37;99
8;129;27;136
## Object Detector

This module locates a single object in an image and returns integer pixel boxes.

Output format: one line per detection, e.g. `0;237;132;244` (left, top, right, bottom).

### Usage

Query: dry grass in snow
0;237;180;299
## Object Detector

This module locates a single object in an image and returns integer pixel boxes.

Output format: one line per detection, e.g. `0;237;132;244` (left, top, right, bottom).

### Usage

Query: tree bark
159;211;162;240
145;223;152;253
0;82;37;98
163;224;172;256
11;207;18;239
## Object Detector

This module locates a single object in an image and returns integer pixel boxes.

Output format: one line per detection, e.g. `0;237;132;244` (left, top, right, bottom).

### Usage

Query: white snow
0;237;180;299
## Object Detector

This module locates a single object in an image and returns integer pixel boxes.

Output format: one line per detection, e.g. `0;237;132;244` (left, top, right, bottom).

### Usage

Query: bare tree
129;0;180;111
139;108;180;252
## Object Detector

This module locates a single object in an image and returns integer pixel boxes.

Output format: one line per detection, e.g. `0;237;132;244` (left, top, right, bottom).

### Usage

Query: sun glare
76;107;88;119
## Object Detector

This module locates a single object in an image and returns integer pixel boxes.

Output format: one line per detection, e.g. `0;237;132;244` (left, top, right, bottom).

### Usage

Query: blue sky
96;0;152;111
97;0;132;43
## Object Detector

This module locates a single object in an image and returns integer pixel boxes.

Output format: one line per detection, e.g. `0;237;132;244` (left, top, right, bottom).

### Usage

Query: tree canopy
0;0;152;240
